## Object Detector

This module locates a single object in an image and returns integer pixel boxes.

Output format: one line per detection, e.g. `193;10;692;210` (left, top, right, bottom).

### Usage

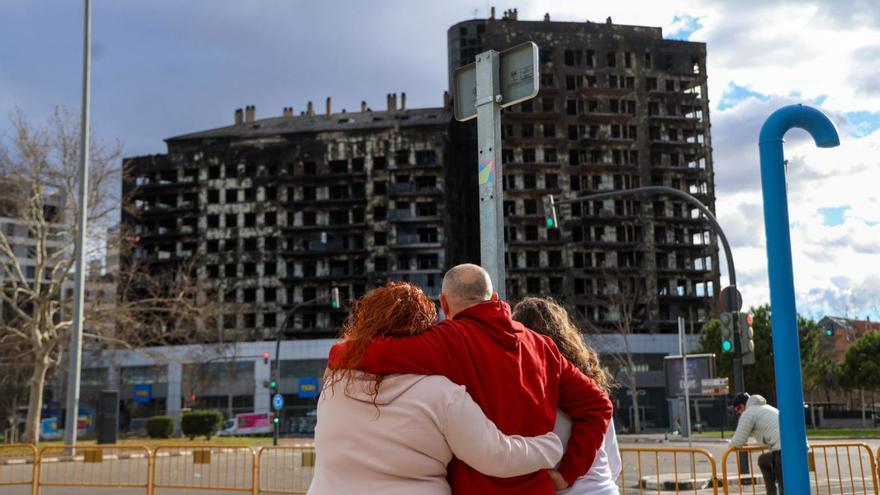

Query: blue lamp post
758;104;839;493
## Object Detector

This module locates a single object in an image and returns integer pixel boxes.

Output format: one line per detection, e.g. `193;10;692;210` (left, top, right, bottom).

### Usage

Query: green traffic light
722;340;732;352
825;330;833;336
545;217;555;228
270;380;277;388
273;417;279;424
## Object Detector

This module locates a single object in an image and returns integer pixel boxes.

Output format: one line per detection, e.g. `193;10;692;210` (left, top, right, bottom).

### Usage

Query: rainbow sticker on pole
478;158;496;185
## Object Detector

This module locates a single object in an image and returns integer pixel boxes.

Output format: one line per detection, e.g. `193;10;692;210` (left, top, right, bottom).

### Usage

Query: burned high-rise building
443;11;721;427
447;12;720;333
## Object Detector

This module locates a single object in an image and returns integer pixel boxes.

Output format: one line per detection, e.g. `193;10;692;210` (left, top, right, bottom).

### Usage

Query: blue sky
3;0;880;320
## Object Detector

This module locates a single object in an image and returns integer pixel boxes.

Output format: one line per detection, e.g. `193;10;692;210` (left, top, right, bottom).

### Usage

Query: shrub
145;416;174;439
181;410;223;440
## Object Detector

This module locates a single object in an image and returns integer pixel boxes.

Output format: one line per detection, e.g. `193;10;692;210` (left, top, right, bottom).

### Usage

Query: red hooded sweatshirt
327;300;613;495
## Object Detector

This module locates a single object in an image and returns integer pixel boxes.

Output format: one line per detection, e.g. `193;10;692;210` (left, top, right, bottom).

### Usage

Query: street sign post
453;42;539;297
701;377;729;396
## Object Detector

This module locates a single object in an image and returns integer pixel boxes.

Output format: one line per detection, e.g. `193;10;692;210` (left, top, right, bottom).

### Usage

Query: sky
2;0;880;321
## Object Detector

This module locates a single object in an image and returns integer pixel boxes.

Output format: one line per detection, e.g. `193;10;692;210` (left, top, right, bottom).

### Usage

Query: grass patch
35;436;286;449
692;428;880;439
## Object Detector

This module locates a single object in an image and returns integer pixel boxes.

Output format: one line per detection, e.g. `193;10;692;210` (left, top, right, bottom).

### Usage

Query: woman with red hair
309;282;563;495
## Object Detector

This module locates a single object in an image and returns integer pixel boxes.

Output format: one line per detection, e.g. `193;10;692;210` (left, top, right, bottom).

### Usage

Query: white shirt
553;410;621;495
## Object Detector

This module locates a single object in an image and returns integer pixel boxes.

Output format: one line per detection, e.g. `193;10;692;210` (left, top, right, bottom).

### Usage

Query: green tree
698;304;821;404
840;331;880;389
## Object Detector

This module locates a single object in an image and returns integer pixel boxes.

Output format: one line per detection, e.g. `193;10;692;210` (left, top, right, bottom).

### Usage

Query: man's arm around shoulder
555;356;613;485
328;319;464;380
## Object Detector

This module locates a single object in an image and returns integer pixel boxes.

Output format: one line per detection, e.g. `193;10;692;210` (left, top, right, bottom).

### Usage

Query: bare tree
0;109;226;442
0;342;32;442
0;108;123;442
579;274;647;433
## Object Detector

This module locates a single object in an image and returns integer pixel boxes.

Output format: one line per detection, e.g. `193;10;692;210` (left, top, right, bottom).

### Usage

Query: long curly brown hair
512;296;614;395
326;281;437;399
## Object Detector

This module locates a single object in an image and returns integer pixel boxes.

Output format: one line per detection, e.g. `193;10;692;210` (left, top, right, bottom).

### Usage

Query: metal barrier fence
151;445;256;495
37;444;151;494
721;446;769;495
0;444;37;495
809;443;878;495
257;446;315;494
722;444;879;495
619;446;719;494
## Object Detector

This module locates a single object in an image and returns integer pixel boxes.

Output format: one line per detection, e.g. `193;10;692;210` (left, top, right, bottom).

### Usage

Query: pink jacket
308;374;563;495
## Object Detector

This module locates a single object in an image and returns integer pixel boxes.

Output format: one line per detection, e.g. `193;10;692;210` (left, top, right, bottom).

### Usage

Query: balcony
388;183;443;196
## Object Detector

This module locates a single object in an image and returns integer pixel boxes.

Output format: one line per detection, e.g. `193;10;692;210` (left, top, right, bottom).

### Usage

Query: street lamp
271;288;341;445
546;186;744;391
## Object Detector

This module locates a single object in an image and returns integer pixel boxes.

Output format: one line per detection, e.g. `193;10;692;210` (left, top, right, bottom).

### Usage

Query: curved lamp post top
759;103;840;148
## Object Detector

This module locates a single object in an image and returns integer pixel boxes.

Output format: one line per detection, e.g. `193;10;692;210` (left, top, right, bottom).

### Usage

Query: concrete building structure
817;315;880;362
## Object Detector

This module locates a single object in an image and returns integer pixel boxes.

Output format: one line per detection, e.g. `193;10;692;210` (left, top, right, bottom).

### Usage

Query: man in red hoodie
328;264;613;494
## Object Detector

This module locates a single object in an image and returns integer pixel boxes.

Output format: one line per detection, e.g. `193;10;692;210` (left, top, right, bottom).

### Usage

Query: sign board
133;384;152;404
298;377;319;399
719;286;743;312
452;41;540;121
664;354;716;398
701;377;730;396
40;418;61;440
272;393;284;411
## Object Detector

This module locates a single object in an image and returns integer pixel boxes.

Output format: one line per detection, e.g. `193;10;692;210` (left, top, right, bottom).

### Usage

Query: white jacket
309;374;563;495
554;410;621;495
729;395;781;451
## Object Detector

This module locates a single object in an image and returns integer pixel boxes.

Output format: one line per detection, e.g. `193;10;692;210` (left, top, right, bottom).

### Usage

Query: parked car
218;412;273;436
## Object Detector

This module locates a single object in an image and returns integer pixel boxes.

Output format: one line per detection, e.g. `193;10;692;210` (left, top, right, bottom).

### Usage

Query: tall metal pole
63;0;92;447
475;50;506;298
758;104;839;495
679;317;691;439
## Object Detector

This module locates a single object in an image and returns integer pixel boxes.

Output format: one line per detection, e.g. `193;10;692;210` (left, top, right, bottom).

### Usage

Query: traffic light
273;416;280;425
719;312;735;353
824;328;833;336
269;378;278;390
262;352;270;365
739;312;755;365
330;287;340;309
543;195;558;229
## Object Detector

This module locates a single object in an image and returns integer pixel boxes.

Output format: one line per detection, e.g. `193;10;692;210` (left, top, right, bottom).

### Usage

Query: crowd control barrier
37;444;151;494
0;444;37;495
151;445;257;494
257;446;315;494
723;443;879;495
618;446;719;494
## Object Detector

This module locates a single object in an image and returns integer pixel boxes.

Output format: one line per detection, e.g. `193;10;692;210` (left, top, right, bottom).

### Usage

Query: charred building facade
447;12;720;336
123;95;450;340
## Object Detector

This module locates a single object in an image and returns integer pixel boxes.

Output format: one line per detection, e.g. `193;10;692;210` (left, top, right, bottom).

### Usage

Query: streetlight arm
555;186;736;290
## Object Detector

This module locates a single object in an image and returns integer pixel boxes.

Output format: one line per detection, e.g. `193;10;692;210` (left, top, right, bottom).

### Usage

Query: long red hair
327;281;437;398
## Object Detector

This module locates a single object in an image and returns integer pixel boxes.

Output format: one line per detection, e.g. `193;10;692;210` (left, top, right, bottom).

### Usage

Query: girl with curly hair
513;297;620;495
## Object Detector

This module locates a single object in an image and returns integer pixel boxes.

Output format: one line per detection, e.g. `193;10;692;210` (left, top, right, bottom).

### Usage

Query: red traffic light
746;314;754;326
262;352;270;364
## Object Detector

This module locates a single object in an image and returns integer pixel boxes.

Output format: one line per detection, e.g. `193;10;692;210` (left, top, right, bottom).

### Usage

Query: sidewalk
619;432;730;444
